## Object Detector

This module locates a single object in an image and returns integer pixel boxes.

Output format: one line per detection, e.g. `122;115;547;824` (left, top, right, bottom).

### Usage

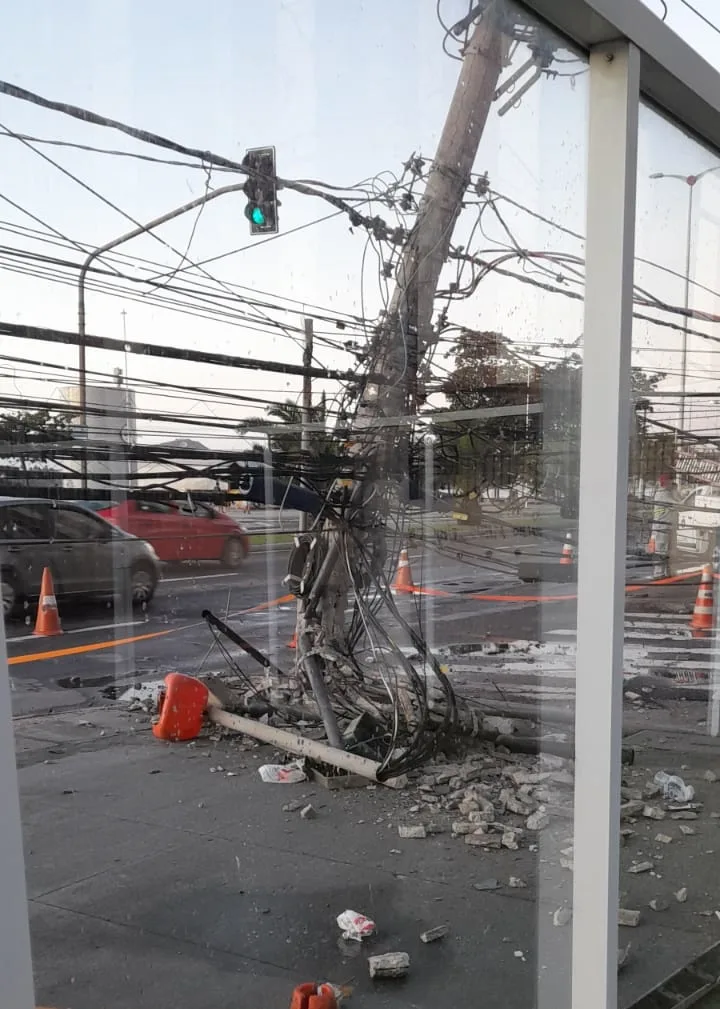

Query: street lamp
77;180;247;490
649;166;720;438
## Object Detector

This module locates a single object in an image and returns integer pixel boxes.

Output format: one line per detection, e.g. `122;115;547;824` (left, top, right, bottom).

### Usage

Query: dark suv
0;498;162;618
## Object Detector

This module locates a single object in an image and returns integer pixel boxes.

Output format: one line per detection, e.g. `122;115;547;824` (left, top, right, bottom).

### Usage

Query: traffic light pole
77;181;247;490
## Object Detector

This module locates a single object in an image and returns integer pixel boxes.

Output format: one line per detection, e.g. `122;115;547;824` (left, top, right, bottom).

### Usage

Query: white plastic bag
336;909;376;941
258;760;307;784
654;770;695;803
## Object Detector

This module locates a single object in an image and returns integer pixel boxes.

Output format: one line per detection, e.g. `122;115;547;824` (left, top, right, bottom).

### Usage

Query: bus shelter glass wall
2;3;589;1007
618;101;720;1000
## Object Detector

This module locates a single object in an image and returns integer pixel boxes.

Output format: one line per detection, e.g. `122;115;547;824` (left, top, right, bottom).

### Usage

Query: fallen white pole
208;705;404;785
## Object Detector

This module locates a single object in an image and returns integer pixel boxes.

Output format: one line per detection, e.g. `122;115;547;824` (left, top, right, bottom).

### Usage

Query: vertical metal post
680;182;694;436
263;442;279;654
572;40;639;1009
300;319;313;535
0;616;36;1008
423;434;436;653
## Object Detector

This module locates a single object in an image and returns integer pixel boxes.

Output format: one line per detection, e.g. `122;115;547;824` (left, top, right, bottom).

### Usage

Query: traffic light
242;146;278;235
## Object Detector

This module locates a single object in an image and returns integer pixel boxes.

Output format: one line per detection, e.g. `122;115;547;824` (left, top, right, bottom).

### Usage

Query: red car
96;499;250;568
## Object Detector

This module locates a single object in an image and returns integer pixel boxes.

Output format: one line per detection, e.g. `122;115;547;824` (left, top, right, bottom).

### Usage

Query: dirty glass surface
2;3;591;1007
618;102;720;1006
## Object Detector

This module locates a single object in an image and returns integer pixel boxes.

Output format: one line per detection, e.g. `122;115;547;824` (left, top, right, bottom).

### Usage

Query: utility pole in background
299;318;314;534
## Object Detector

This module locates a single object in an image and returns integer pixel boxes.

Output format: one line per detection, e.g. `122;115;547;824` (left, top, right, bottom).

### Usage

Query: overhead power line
0;79;387;228
0;320;353;381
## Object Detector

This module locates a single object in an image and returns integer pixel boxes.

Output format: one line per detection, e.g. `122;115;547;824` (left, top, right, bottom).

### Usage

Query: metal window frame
573;41;639;1009
516;3;720;1008
0;613;35;1009
2;3;720;1007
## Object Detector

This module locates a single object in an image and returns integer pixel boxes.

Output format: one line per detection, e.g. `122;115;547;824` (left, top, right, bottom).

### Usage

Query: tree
540;354;666;515
238;398;344;486
0;409;71;488
436;330;541;497
0;408;71;449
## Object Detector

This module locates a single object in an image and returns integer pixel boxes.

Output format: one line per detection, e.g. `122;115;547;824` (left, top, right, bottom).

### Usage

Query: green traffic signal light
251;206;266;226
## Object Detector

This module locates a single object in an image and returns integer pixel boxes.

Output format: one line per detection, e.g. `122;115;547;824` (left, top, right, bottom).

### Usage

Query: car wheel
222;537;246;570
130;565;156;607
1;570;19;619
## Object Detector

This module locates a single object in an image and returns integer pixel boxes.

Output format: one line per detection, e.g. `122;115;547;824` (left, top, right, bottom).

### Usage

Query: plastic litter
259;760;307;784
337;909;376;941
654;771;695;803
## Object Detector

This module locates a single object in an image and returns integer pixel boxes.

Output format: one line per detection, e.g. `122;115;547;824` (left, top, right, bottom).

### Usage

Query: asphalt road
4;540;702;716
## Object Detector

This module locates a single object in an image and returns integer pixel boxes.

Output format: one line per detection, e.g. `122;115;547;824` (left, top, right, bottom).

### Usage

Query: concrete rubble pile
397;744;575;854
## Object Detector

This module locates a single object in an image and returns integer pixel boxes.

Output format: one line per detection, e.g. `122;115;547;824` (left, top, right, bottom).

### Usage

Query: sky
0;0;718;454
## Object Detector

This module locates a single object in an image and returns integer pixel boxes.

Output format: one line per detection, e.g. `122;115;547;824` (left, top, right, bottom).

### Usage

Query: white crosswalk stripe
445;616;717;692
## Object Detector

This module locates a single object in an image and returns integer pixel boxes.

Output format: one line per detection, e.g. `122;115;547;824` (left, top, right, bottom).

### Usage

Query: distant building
62;372;136;490
135;438;223;493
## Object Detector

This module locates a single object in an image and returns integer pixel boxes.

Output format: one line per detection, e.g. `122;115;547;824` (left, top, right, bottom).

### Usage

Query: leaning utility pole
297;3;507;733
371;3;506;431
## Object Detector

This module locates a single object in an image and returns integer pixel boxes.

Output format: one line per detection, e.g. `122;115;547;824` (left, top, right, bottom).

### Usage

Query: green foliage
0;409;71;452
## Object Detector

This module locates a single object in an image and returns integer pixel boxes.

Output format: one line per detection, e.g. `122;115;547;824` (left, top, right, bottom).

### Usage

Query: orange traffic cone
288;629;297;649
690;564;715;636
33;567;63;637
392;547;415;593
560;533;574;566
153;672;210;741
647;535;656;555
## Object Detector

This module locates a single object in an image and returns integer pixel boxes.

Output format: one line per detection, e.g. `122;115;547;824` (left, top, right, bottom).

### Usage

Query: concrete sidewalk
15;704;720;1009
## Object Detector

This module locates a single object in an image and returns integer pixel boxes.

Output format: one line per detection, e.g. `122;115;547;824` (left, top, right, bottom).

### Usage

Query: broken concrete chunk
420;925;448;944
642;805;666;821
459;798;480;815
628;861;654;874
654;833;673;845
643;783;662;800
618;944;632;971
670;811;699;821
473;878;501;891
704;770;718;783
452;821;476;836
675;887;688;903
501;832;520;851
468;809;494;825
621;800;645;820
649;899;669;912
282;799;304;813
398;825;426;839
465;832;502;849
526;811;550;831
560;857;574;872
508;876;527;888
553;907;572;927
368;952;410;979
679;825;696;836
618;908;642;927
300;804;317;820
508;770;551;786
500;789;536;816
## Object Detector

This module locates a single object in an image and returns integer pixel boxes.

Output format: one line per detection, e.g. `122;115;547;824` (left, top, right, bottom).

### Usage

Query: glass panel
621;102;720;1002
1;4;589;1006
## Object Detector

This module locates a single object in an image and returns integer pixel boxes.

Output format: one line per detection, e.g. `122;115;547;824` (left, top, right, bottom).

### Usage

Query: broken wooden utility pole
295;3;508;754
372;2;506;430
